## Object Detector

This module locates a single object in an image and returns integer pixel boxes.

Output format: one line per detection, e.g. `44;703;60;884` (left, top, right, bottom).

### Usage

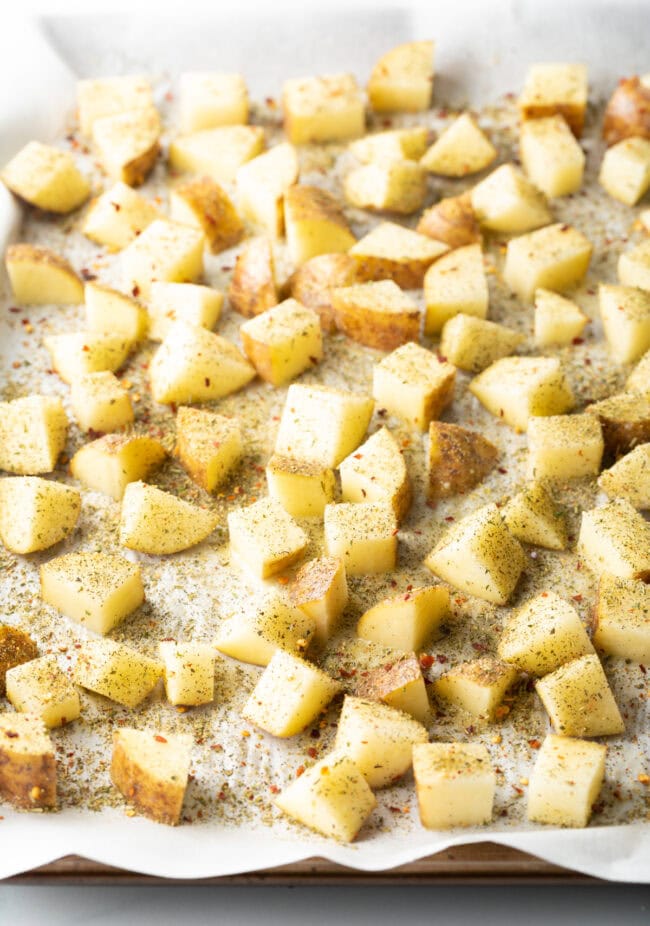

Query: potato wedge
170;176;244;254
332;279;420;351
426;421;498;502
5;244;83;305
228;236;278;318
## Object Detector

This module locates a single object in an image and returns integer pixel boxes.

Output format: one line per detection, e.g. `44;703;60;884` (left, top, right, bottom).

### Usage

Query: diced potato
179;72;248;132
285;185;355;266
275;751;376;842
70;433;166;500
334;695;428;788
344;160;427;214
74;640;163;707
148;281;224;342
367;41;434;113
350;127;428;164
357;585;449;652
518;63;588;136
332;279;420;351
240;298;323;386
170;176;244;254
149;321;255;405
266;455;335;518
527;414;603;480
6;655;80;728
425;503;525;605
175;406;242;493
440;314;523;374
287;253;359;333
289;557;349;646
122;218;204;299
0;477;80;555
5;244;83;305
339;426;411;521
214;594;315;666
242;649;341;737
423;243;488;335
1;141;89;213
470;164;551;234
417;192;481;250
77;75;153;136
470;356;574;432
602;75;650;146
111;728;191;826
0;395;68;476
92;106;160;186
593;575;650;662
586;392;650;456
534;288;588;346
357;652;429;722
228;497;308;578
82;181;159;251
120;481;218;554
598;443;650;508
275;384;374;467
528;735;606;827
578;499;650;580
0;627;38;698
427;421;498;502
599;283;650;363
0;713;56;810
324;502;397;576
85;282;148;342
372;341;456;431
159;642;215;706
282;73;364;144
535;654;624;737
349;222;448;288
421;114;496;177
599;137;650;205
618;240;650;292
44;332;133;385
413;742;495;829
40;551;144;635
520;115;585;197
433;657;518;722
503;481;568;550
626;349;650;394
168;125;265;183
235;143;299;237
504;223;593;302
228;236;278;318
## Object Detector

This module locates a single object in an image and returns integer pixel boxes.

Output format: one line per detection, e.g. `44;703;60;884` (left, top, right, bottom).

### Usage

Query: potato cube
111;728;191;826
240;298;323;386
602;75;650;146
598;443;650;508
175;406;242;493
527;414;603;481
534;289;588;347
421;114;496;177
236;143;298;237
45;332;132;385
92;106;160;186
433;657;518;722
324;502;397;576
599;137;650;205
288;253;359;333
502;481;568;550
122;219;204;299
74;640;163;707
619;240;650;292
470;164;551;234
423;243;488;335
332;279;420;351
120;481;218;554
40;551;144;635
6;655;80;728
357;652;429;722
470;356;574;432
1;141;89;213
282;73;364;144
85;282;148;342
289;557;348;646
367;41;434;113
518;63;588;136
159;642;215;706
413;742;495;829
82;181;159;251
339;426;411;521
0;395;68;476
275;384;374;467
504;223;593;302
372;342;456;431
77;75;153;136
440;315;522;374
599;284;650;363
578;499;650;580
285;185;355;266
528;735;606;828
357;584;449;652
148;282;223;342
179;72;248;132
266;455;335;518
344;160;427;215
535;654;624;737
520;115;585;197
417;192;481;250
242;649;341;737
214;595;315;666
170;177;244;254
586;392;650;457
626;349;650;394
0;627;38;698
0;477;80;555
334;695;428;788
228;236;278;318
593;575;650;663
228;497;308;578
350;127;428;164
275;752;376;842
70;371;133;434
0;713;56;810
70;433;166;500
427;421;498;503
168;125;265;184
349;222;448;289
5;244;83;305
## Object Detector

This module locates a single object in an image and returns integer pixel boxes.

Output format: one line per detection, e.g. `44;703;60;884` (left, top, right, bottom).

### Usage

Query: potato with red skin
603;77;650;146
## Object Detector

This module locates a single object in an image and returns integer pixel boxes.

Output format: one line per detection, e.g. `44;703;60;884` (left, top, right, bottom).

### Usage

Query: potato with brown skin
287;253;359;332
427;421;498;503
228;237;277;317
110;729;191;826
417;192;481;250
0;627;38;698
586;392;650;458
356;652;429;722
332;279;420;351
0;714;56;810
170;176;244;254
603;77;650;146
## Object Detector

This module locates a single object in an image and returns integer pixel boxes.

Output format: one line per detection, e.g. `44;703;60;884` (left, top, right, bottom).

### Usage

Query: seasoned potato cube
70;433;166;500
0;627;38;698
228;236;278;318
235;143;298;237
266;455;335;518
214;595;315;666
74;640;163;707
5;244;83;305
520;115;585;197
599;137;650;205
413;742;495;829
285;185;355;266
120;481;218;554
518;63;588;136
168;125;265;183
332;279;419;351
45;332;132;385
423;243;488;335
0;713;56;810
77;75;153;136
275;751;376;842
534;288;588;347
82;181;159;251
586;392;650;456
471;164;551;234
425;503;525;605
40;551;144;635
170;176;244;254
1;141;89;213
275;384;374;467
0;477;80;555
148;281;223;342
357;652;429;722
228;497;308;579
122;218;204;299
289;557;348;646
242;649;341;737
324;502;397;576
6;655;80;728
92;106;160;186
175;406;242;493
85;282;148;342
367;41;434;113
470;356;574;432
503;481;568;550
283;73;364;144
440;315;522;374
334;695;428;788
421;114;496;177
535;654;624;737
372;341;455;432
504;223;593;302
528;735;606;828
433;657;518;722
427;421;498;503
593;575;650;663
179;72;248;132
527;414;603;480
339;426;411;521
578;499;650;580
349;222;447;289
618;240;650;292
357;585;449;652
111;728;191;826
598;443;650;508
350;127;428;164
288;253;359;333
344;160;427;214
240;298;323;386
417;192;481;250
626;349;650;394
159;642;215;706
0;395;68;476
602;75;650;146
599;284;650;363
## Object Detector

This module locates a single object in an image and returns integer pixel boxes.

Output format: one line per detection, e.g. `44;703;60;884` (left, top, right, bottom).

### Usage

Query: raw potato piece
288;253;359;333
344;160;427;215
285;185;355;266
77;75;153;136
503;482;568;551
602;76;650;146
168;126;265;184
334;695;428;788
504;223;593;302
425;503;525;605
413;743;495;829
527;735;607;828
599;284;650;363
111;728;192;826
175;406;242;493
518;63;588;136
240;299;323;386
350;127;428;164
282;73;365;144
432;657;518;722
367;41;434;113
266;455;335;518
275;752;376;842
324;502;397;576
372;342;456;432
5;244;83;305
519;115;585;197
228;237;278;318
122;219;204;299
535;654;624;737
586;392;650;457
148;282;223;341
0;477;80;555
92;106;161;186
598;443;650;508
159;642;215;706
82;181;159;251
40;551;144;635
421;114;496;177
0;396;68;476
242;649;341;738
357;653;429;722
0;628;38;697
618;240;650;292
1;141;89;213
470;164;551;234
592;575;650;663
599;137;650;205
179;72;248;132
120;482;218;555
417;192;481;250
170;177;244;254
70;372;134;434
578;499;650;580
332;280;420;351
44;332;133;385
70;433;166;500
339;427;411;522
236;143;299;237
0;713;56;810
214;595;315;666
6;655;80;728
423;244;488;335
227;497;308;579
627;350;650;393
526;414;604;480
74;640;163;708
356;585;450;652
534;289;588;347
289;557;349;646
349;222;448;289
85;282;149;342
440;315;523;374
427;421;498;503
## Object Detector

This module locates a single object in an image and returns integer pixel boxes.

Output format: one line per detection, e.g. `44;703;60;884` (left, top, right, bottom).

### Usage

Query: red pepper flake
204;377;211;387
4;731;19;739
8;306;21;313
295;765;305;777
640;664;647;675
572;337;584;345
390;579;398;588
445;515;455;522
354;453;363;459
572;594;583;603
154;735;167;744
472;641;488;652
497;467;508;474
80;268;97;281
218;791;226;800
307;747;318;759
132;285;140;298
269;784;280;794
528;739;542;749
419;653;435;669
339;668;356;679
436;653;448;664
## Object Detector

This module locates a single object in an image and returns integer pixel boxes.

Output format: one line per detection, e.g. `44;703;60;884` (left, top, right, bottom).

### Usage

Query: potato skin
356;653;422;701
0;746;56;810
174;177;244;253
288;254;359;332
417;193;481;250
586;395;650;458
332;293;420;352
228;237;277;317
603;77;650;146
110;734;185;826
0;626;39;697
427;421;498;502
